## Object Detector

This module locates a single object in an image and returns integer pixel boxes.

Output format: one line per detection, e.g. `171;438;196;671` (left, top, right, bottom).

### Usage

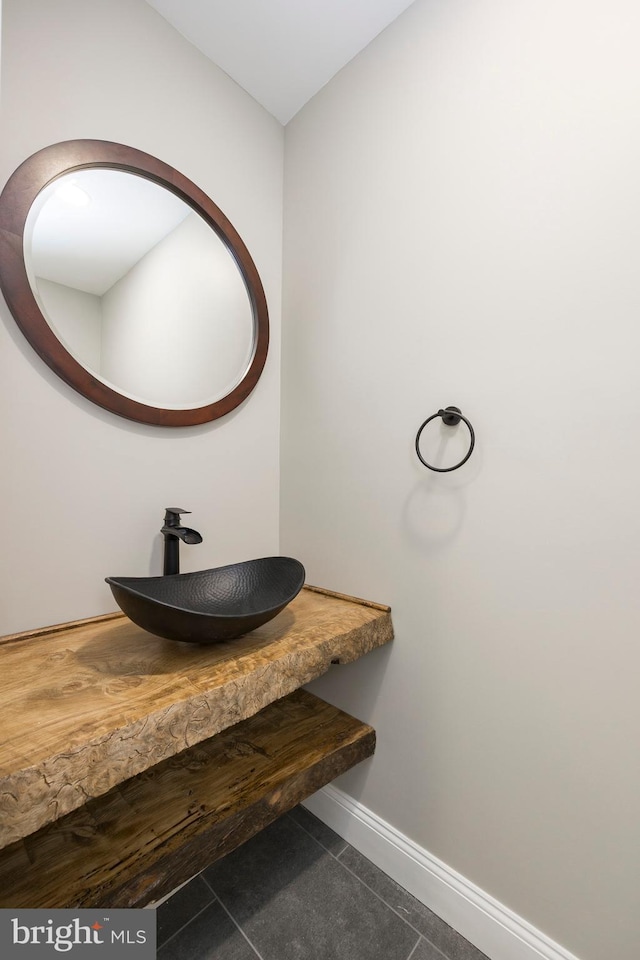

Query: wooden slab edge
0;586;392;848
0;611;124;646
303;583;391;612
0;690;375;909
0;608;392;849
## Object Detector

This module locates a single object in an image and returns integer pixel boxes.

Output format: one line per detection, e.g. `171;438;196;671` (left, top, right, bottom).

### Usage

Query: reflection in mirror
24;170;255;409
0;139;269;426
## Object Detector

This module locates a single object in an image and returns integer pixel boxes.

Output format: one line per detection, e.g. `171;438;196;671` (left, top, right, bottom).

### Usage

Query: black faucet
161;508;203;575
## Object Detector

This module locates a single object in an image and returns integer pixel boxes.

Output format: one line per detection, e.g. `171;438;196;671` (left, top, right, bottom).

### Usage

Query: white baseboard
303;785;581;960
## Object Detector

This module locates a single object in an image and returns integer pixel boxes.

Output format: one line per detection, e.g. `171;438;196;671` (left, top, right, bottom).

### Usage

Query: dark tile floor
157;806;490;960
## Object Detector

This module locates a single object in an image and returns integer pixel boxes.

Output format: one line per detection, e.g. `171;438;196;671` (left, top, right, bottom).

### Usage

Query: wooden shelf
0;689;375;908
0;585;393;848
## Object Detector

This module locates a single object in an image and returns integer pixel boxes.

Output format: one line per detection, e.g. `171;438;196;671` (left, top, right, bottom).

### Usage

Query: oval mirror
0;140;269;426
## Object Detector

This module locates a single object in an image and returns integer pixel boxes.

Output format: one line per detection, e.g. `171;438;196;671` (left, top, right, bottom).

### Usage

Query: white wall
0;0;283;633
282;2;640;959
36;278;102;372
101;212;253;407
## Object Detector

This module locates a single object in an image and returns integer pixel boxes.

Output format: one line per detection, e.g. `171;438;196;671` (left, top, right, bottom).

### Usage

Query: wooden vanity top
0;585;392;849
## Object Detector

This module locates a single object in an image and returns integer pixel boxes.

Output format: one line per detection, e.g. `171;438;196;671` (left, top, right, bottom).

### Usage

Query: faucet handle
163;507;191;525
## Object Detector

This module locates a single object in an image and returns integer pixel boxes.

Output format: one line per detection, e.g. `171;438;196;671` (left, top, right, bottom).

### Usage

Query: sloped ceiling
146;0;417;124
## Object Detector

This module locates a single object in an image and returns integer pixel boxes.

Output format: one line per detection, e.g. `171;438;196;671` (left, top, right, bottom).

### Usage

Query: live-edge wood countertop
0;584;392;849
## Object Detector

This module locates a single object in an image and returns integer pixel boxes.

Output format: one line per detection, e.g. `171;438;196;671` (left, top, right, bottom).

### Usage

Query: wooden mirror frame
0;140;269;426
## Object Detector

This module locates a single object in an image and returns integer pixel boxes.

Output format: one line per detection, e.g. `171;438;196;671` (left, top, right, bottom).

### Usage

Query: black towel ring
415;406;475;473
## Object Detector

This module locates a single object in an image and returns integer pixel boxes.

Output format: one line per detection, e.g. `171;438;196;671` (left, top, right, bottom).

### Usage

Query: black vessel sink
105;557;305;644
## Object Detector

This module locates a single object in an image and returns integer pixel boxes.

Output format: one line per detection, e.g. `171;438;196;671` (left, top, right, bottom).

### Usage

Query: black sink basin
106;557;305;644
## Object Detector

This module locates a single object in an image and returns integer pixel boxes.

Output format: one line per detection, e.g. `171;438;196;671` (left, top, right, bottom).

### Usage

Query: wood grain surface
0;690;375;908
0;585;392;847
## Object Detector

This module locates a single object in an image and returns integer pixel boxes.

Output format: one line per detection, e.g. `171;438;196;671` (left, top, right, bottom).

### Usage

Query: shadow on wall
404;417;482;553
306;640;393;801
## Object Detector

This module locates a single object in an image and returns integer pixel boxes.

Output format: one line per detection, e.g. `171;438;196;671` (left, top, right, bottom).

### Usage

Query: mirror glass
0;139;269;426
24;169;255;409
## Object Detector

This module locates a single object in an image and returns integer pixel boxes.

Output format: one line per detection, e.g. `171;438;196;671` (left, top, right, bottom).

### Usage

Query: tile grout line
157;893;220;952
333;848;466;960
286;812;349;861
406;939;423;960
332;843;457;958
164;816;471;960
406;936;452;960
288;815;429;956
201;873;266;960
